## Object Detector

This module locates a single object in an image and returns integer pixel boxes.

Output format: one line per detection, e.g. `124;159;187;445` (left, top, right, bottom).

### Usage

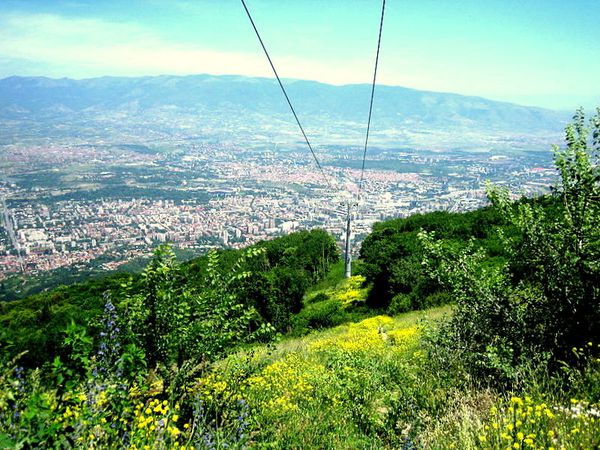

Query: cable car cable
358;0;386;197
240;0;334;190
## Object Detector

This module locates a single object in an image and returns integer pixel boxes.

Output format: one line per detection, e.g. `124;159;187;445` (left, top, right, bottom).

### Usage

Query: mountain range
0;74;569;149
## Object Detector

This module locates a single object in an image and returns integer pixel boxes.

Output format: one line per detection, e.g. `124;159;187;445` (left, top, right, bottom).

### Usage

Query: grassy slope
2;259;597;449
191;270;453;448
228;304;452;372
193;274;598;449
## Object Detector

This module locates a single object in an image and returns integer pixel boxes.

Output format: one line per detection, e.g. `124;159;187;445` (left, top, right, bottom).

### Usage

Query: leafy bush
360;205;506;311
127;245;277;370
422;108;600;383
0;229;340;368
389;293;412;314
305;291;329;305
0;281;257;449
293;299;346;330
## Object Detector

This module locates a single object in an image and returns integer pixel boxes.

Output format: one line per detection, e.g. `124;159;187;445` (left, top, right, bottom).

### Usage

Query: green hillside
0;229;339;368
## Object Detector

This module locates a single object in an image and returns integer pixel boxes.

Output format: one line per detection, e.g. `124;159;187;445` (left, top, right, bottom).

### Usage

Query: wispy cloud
0;13;369;83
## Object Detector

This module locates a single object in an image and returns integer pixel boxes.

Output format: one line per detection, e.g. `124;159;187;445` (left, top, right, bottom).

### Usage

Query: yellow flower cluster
53;389;118;447
345;275;366;291
332;275;367;306
128;398;189;447
334;288;363;306
477;395;599;449
309;315;392;352
309;316;419;354
58;391;86;428
386;326;420;349
196;373;229;398
195;372;243;405
245;353;330;415
62;405;81;421
195;353;338;417
58;389;113;430
307;275;367;306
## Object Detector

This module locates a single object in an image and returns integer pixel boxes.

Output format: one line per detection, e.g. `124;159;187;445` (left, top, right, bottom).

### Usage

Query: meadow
1;275;598;449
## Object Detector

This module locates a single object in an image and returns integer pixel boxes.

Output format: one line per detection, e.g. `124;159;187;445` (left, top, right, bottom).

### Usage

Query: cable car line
240;0;334;190
240;0;386;277
359;0;386;197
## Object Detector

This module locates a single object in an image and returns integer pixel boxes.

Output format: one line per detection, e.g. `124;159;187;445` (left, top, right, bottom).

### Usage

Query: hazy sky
0;0;598;110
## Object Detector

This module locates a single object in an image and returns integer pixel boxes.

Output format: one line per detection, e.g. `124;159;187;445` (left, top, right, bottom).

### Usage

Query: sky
0;0;599;111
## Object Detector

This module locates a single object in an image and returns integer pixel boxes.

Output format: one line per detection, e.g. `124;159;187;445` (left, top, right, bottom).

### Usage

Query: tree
130;245;272;369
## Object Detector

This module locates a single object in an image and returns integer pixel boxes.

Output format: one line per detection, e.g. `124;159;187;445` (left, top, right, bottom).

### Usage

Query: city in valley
0;74;569;298
0;139;557;290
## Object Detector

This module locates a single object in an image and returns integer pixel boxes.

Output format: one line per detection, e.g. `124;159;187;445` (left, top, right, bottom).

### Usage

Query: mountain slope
0;74;567;136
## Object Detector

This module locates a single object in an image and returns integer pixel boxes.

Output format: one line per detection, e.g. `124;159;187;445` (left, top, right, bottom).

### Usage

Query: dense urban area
0;140;556;281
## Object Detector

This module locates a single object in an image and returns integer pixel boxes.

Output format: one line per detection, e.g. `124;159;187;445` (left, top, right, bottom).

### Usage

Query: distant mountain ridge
0;74;568;146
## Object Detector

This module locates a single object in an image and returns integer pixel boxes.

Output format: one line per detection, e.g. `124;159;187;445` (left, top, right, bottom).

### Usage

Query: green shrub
305;291;329;304
360;204;506;310
293;299;346;331
422;108;600;384
389;293;412;314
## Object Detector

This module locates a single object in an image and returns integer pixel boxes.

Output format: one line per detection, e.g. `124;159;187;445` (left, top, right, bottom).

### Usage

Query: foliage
421;108;600;383
0;272;136;367
293;298;346;331
122;244;280;374
360;206;507;311
292;275;371;333
0;300;597;449
475;395;600;449
0;304;432;448
256;229;339;283
0;229;342;446
0;290;254;449
190;309;439;448
0;229;339;368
